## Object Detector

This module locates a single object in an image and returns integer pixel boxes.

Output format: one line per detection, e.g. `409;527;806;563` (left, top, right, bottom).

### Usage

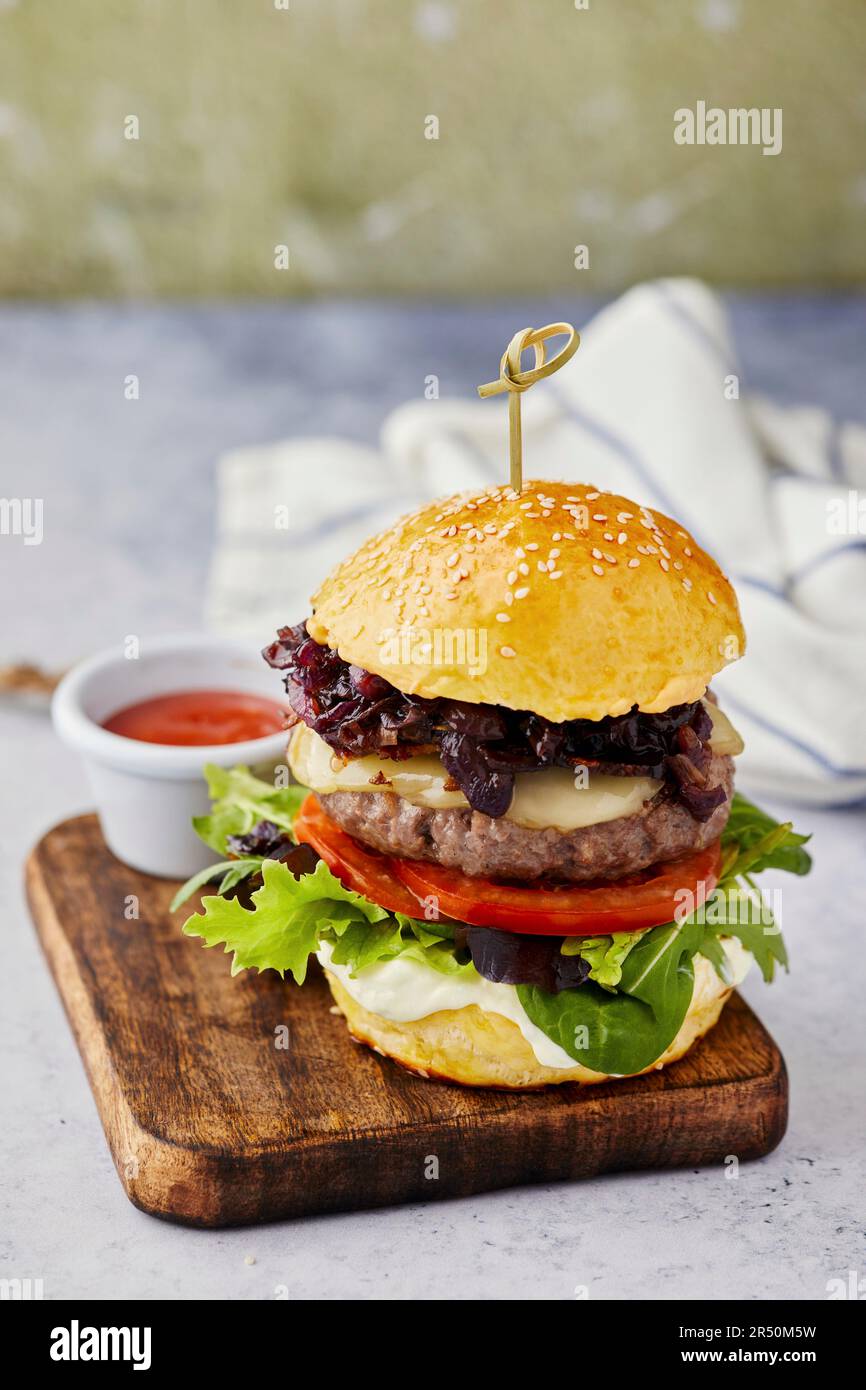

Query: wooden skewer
0;663;63;697
477;322;580;492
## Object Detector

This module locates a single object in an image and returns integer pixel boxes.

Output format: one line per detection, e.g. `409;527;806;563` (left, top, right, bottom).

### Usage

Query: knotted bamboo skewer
477;322;579;492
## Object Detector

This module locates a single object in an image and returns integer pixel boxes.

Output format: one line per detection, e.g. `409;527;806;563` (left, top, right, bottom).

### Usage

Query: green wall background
1;0;864;297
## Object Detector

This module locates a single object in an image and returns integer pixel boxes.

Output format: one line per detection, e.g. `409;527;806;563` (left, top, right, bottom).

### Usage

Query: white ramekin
51;633;291;879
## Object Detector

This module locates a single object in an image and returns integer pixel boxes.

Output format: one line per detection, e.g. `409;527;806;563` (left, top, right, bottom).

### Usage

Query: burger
176;482;810;1088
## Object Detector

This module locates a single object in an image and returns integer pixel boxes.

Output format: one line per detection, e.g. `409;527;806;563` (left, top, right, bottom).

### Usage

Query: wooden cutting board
26;814;788;1227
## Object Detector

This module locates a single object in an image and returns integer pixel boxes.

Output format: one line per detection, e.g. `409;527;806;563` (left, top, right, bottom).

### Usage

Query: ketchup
102;690;288;746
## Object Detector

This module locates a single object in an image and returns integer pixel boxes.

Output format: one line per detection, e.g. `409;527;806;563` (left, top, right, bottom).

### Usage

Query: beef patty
318;753;734;882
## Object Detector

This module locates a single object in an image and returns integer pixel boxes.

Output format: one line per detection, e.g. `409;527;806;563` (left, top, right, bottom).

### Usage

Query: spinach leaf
517;920;702;1075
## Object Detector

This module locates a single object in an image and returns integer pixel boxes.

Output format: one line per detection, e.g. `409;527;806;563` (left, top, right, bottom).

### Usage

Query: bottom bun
324;951;745;1089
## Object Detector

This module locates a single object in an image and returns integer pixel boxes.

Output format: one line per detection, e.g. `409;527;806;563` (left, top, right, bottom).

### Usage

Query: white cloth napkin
207;279;866;807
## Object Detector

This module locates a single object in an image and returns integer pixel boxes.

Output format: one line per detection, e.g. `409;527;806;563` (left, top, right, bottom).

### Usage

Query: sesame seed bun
324;948;747;1089
307;482;744;723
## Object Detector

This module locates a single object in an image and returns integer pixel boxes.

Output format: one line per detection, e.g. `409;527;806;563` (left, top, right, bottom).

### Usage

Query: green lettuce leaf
169;857;264;913
182;858;385;982
182;855;471;984
560;930;645;988
192;764;307;855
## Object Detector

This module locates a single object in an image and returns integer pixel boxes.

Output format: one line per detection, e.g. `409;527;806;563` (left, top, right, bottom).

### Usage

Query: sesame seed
537;560;547;573
500;645;516;658
445;591;458;600
603;532;614;542
708;591;717;605
496;612;510;622
617;512;633;522
591;548;602;560
659;558;670;572
592;513;607;522
550;548;560;559
504;591;514;606
684;546;692;557
603;553;617;564
526;542;539;551
586;491;600;500
553;532;562;541
617;532;627;545
592;564;605;577
549;571;563;579
682;578;692;592
514;586;529;599
518;562;529;576
627;558;640;568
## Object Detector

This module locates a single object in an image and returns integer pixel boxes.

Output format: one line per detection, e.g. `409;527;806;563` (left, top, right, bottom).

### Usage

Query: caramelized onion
264;622;723;822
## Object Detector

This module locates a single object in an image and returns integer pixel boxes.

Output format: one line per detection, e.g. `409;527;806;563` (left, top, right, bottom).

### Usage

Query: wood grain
25;814;788;1227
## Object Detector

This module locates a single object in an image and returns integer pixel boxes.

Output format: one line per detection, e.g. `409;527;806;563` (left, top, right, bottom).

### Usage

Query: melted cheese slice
289;724;657;832
289;701;743;834
702;699;744;756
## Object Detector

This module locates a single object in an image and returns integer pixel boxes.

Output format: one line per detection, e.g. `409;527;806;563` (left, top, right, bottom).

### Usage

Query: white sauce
318;938;578;1068
318;936;753;1072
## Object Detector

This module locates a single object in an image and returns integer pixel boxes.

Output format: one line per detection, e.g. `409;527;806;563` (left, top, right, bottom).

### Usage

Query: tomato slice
293;794;423;918
294;793;721;937
391;841;722;936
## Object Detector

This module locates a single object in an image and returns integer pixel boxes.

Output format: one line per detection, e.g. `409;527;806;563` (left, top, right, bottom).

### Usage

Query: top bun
307;482;744;723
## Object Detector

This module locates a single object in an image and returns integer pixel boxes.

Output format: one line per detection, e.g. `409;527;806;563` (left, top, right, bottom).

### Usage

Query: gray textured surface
1;297;865;1301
